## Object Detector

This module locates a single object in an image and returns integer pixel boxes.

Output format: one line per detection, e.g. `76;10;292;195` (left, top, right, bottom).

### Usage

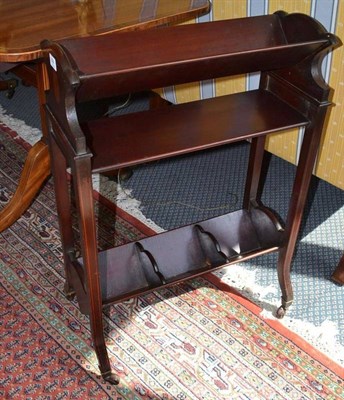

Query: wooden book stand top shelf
49;12;334;101
42;11;339;162
40;11;341;383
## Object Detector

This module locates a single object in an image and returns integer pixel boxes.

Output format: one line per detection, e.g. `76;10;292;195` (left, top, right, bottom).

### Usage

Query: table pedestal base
0;140;50;232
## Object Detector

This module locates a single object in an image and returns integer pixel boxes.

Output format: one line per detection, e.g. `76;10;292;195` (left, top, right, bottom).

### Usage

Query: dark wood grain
82;90;309;172
74;210;283;305
57;15;329;100
0;0;210;62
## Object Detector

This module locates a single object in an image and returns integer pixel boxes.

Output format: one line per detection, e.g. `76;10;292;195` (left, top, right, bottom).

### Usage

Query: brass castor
1;78;18;99
102;370;120;385
276;305;286;319
276;297;292;319
63;282;76;301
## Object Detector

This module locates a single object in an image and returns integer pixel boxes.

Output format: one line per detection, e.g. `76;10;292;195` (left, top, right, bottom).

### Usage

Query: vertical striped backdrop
161;0;344;190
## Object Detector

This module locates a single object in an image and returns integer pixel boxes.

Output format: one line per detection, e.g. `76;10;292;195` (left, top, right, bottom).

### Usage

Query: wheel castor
276;296;293;319
5;79;18;99
65;291;76;301
64;282;76;300
276;305;286;319
6;88;15;99
102;370;120;385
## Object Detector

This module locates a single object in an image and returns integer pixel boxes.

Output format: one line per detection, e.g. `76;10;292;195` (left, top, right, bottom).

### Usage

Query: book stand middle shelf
41;11;341;383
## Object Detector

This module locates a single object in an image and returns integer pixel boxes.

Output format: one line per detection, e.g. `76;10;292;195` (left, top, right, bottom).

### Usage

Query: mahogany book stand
41;11;340;384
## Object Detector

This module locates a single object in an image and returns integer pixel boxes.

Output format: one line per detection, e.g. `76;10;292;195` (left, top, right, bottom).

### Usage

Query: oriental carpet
0;123;343;399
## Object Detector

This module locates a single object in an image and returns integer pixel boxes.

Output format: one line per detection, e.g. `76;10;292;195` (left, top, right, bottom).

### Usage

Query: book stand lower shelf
41;11;341;384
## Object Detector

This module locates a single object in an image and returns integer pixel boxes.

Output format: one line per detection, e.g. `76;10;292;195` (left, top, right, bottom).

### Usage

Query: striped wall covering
162;0;344;190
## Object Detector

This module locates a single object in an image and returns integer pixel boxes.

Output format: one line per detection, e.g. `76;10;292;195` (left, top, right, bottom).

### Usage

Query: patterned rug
0;124;343;399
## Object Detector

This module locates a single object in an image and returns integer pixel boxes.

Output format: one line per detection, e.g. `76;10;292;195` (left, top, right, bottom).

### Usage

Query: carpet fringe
92;174;164;233
219;265;344;366
0;105;41;145
0;105;163;233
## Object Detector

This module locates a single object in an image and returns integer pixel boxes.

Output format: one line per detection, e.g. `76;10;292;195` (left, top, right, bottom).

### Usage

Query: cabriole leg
276;109;328;318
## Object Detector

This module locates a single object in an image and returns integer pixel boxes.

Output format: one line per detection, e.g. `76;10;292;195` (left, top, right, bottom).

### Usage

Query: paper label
49;53;57;71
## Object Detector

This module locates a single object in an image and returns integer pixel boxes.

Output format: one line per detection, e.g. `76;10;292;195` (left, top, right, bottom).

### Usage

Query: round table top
0;0;210;62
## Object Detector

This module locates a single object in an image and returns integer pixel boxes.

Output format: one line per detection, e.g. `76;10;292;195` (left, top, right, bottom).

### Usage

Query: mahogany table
0;0;210;232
